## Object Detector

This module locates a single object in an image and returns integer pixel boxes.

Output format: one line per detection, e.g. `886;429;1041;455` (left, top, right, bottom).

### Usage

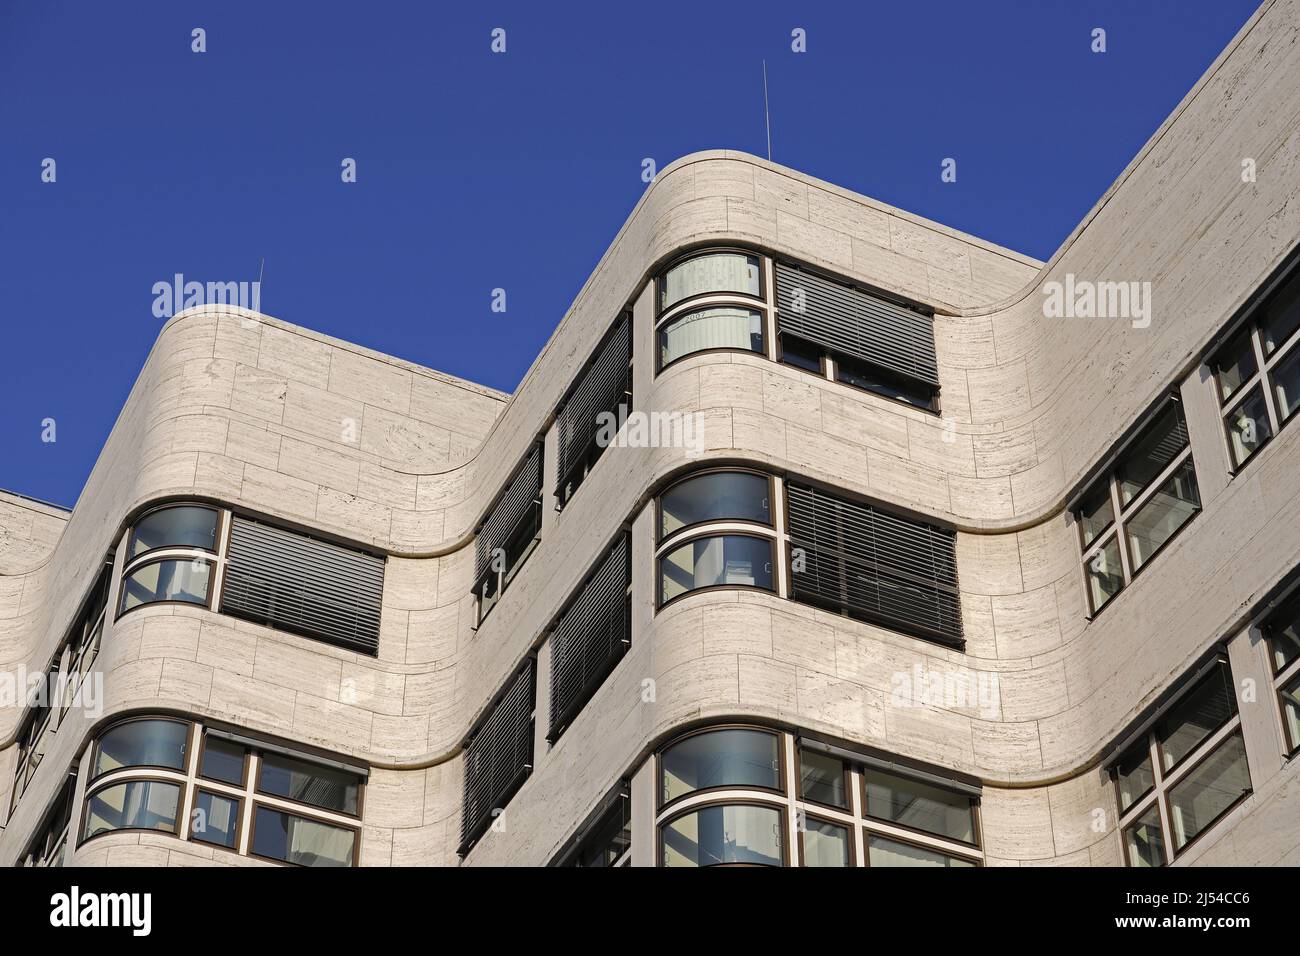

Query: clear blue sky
0;0;1261;508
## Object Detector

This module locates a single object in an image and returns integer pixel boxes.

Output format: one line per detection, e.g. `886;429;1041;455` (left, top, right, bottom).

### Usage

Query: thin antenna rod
762;60;772;161
258;256;265;288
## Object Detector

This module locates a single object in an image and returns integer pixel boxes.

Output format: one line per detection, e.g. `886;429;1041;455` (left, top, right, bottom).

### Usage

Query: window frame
655;468;776;546
79;776;185;843
657;797;789;868
1262;591;1300;759
88;716;191;784
655;531;777;610
656;724;786;814
245;803;360;869
655;247;765;318
860;766;982;850
125;502;221;563
797;811;856;868
655;302;767;374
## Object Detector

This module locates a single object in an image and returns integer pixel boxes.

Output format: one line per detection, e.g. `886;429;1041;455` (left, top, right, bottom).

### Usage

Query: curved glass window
93;719;188;778
659;471;771;539
658;534;772;604
661;728;779;803
129;505;219;559
83;780;180;838
662;804;783;867
659;252;760;313
119;559;211;612
658;306;763;368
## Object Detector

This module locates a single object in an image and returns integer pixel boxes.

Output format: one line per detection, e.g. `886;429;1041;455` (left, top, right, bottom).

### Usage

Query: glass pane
1116;402;1189;505
84;781;180;838
1124;459;1200;572
200;736;247;786
1263;269;1300;354
835;355;935;409
1271;341;1300;423
661;728;780;803
1267;593;1300;672
802;819;851;867
1225;386;1273;467
660;252;761;312
572;799;630;867
93;719;188;777
1212;326;1257;400
130;505;219;558
258;752;361;816
660;535;773;603
251;807;355;867
659;471;771;538
1085;536;1124;613
1114;743;1155;812
1155;661;1237;771
191;791;240;848
1280;672;1300;754
867;835;975;868
1123;804;1164;867
1168;733;1251;850
659;306;764;367
864;769;975;843
662;804;783;867
780;335;823;373
798;750;848;808
1077;480;1115;547
120;559;211;611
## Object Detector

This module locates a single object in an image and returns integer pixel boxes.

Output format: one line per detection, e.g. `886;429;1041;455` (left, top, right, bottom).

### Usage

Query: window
1075;398;1200;614
79;717;364;866
120;559;211;611
654;726;983;866
658;470;771;538
1210;255;1300;467
548;534;631;741
17;774;76;867
460;662;535;855
554;791;631;867
658;305;764;369
473;445;543;624
661;728;781;805
128;504;218;558
119;504;219;614
556;312;632;504
92;718;189;779
1111;658;1251;866
219;515;385;655
658;534;773;604
774;260;939;410
658;250;761;313
1264;590;1300;756
786;482;962;647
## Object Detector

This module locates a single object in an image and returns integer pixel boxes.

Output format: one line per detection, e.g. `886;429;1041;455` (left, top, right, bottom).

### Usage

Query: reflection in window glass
659;306;764;367
660;252;761;312
1123;804;1165;867
867;835;975;868
200;736;247;786
1114;744;1155;813
1167;733;1251;850
661;728;779;803
802;819;851;867
84;781;180;838
1264;270;1300;354
835;354;935;410
1269;595;1300;673
659;471;770;538
1226;387;1273;467
659;535;772;603
1124;460;1200;572
1116;403;1188;504
1272;345;1300;423
1085;536;1124;613
1213;326;1257;400
258;753;361;816
120;559;211;611
1280;673;1300;754
779;335;823;373
799;750;848;809
93;719;188;777
130;505;219;558
662;804;783;867
1155;662;1237;771
251;806;355;867
191;791;240;848
1077;481;1115;547
864;769;975;843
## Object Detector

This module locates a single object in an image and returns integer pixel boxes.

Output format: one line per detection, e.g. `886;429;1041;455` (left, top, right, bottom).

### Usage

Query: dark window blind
786;483;962;646
460;661;535;854
220;516;385;655
557;313;632;493
475;445;543;581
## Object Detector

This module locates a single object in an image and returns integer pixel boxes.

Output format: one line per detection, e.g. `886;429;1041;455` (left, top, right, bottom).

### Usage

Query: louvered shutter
557;314;632;491
220;516;385;655
475;445;543;580
460;661;535;853
786;483;962;646
548;534;630;741
775;261;939;387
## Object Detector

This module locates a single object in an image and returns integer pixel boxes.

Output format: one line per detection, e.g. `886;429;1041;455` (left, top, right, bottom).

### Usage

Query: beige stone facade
3;0;1299;868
